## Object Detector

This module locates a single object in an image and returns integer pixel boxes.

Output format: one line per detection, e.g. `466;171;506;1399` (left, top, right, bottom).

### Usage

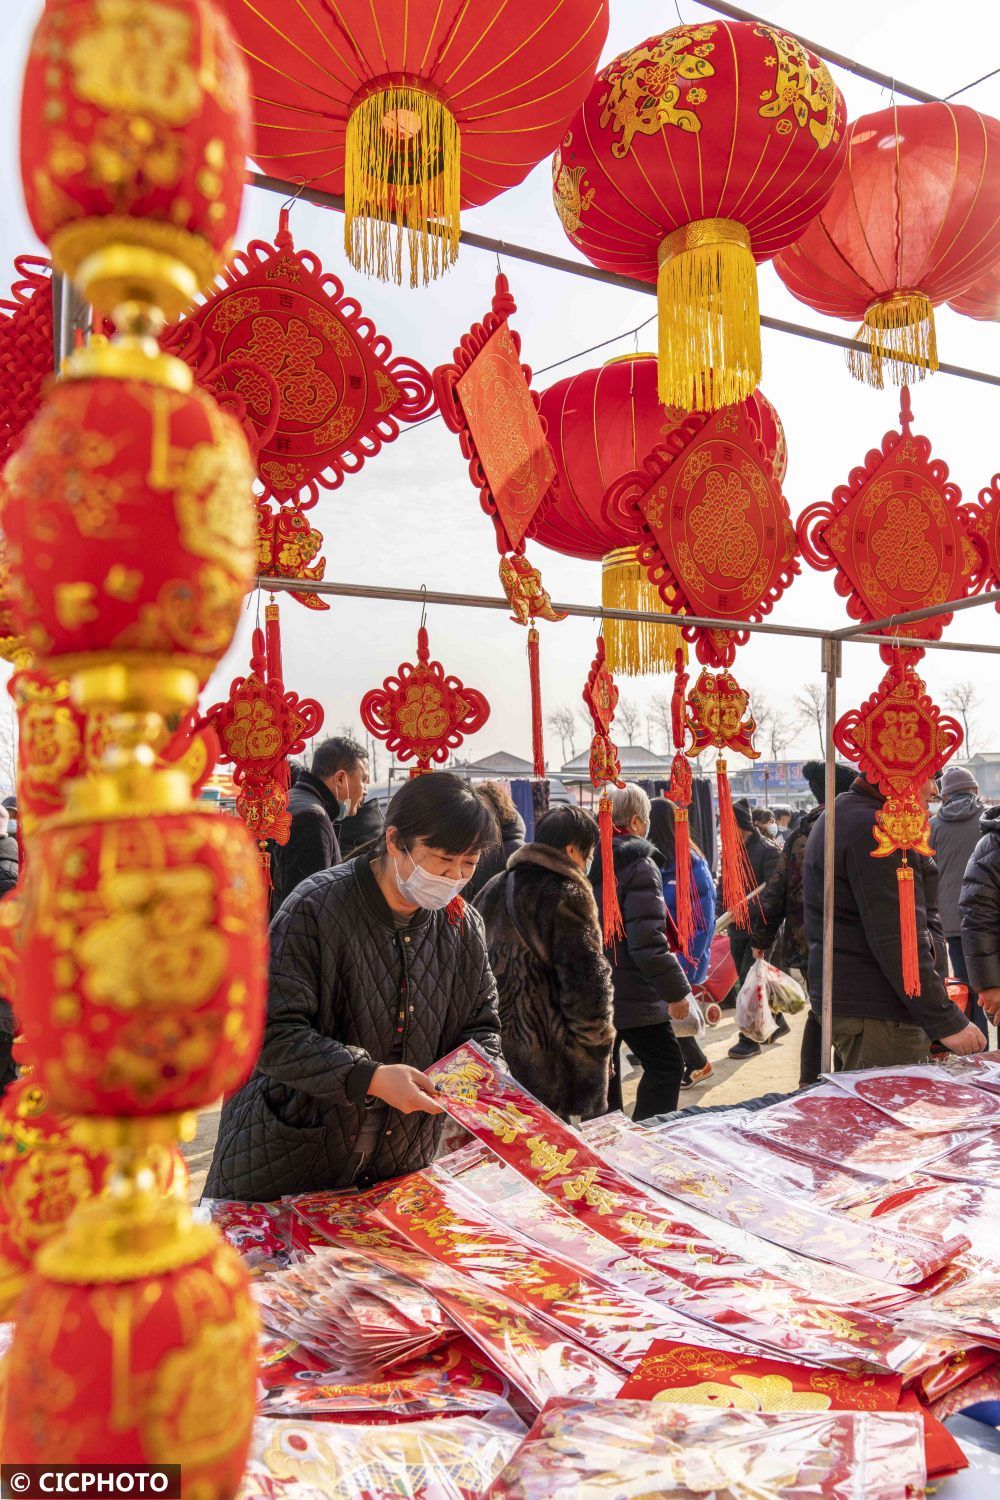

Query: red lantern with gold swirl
3;1216;257;1474
19;808;266;1118
2;369;255;707
775;105;1000;386
552;20;846;409
19;0;252;319
536;355;786;674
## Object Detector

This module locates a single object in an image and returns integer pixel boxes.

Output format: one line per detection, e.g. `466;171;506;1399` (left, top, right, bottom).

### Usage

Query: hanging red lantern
361;626;490;778
219;0;609;286
948;262;1000;321
165;212;436;504
2;371;255;703
536;355;786;674
775;104;1000;386
20;0;252;319
552;21;846;409
0;257;52;472
581;637;625;945
798;388;983;662
434;273;564;774
203;602;324;879
835;656;963;996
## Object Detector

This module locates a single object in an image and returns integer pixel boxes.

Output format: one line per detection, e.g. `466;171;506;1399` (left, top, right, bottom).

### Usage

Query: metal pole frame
821;638;842;1074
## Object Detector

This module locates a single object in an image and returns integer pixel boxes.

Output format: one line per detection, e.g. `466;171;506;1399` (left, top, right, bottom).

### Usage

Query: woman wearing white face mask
206;773;503;1202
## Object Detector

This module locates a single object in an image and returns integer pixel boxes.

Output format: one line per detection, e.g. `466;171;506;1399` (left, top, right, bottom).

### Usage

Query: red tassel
673;807;695;959
258;840;273;894
897;859;921;997
264;600;283;684
447;895;466;927
716;757;757;931
528;626;545;777
599;792;625;946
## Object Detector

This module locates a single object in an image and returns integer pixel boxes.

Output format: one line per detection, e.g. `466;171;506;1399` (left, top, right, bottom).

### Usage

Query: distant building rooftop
453;750;537;777
560;744;673;779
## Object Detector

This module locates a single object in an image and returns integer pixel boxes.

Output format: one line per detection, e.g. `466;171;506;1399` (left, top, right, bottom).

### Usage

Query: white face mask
393;849;471;910
584;852;595;876
765;822;778;837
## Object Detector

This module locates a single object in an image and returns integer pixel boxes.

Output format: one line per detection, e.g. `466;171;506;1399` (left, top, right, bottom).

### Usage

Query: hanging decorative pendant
256;498;329;612
582;637;626;944
360;626;490;778
685;667;760;931
0;256;52;472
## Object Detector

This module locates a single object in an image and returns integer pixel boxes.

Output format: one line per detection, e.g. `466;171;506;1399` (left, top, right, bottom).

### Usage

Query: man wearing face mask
270;736;370;911
206;772;503;1201
475;804;615;1120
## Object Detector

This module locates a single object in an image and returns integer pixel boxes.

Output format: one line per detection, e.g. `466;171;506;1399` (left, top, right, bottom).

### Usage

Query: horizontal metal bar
832;589;1000;638
845;632;1000;657
248;173;1000;390
257;576;1000;655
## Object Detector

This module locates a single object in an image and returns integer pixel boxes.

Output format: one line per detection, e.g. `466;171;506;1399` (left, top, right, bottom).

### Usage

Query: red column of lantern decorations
1;2;266;1484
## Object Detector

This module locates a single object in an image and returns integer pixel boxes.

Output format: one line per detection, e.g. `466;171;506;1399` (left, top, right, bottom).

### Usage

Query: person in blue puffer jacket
648;797;717;1089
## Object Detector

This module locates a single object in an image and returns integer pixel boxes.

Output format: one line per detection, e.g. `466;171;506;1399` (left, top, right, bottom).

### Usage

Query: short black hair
312;736;367;781
535;804;598;857
382;772;498;856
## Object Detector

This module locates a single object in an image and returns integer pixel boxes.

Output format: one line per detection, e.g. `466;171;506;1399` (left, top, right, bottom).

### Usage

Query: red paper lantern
0;257;52;472
3;1229;257;1475
19;809;266;1117
949;262;1000;322
775;104;1000;385
220;0;609;285
360;626;490;777
552;21;846;408
166;213;436;504
20;0;252;318
797;389;983;663
2;371;255;700
536;355;786;673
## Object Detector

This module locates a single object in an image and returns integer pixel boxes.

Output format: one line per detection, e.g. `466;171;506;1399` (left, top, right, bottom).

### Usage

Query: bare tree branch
647;692;672;753
793;681;826;756
546;705;577;765
943;681;981;756
616;697;641;746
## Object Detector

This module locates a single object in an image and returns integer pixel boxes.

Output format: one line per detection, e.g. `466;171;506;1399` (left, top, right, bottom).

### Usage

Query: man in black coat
959;804;1000;1034
727;798;784;1060
475;804;614;1120
804;776;984;1070
589;783;692;1120
271;736;370;910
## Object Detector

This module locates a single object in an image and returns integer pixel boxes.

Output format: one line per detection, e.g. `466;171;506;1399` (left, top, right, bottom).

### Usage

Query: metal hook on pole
419;583;428;633
280;176;308;216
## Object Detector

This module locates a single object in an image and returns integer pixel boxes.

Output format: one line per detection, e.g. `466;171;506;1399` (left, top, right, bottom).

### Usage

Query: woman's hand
367;1064;445;1114
979;988;1000;1021
668;1000;691;1022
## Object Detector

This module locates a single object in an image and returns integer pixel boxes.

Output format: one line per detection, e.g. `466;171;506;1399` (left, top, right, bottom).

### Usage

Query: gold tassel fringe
344;85;460;288
657;218;760;412
602;547;687;676
848;292;938;388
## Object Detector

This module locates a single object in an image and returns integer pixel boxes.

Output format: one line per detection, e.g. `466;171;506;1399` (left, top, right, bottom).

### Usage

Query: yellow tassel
344;85;460;288
657;218;760;412
848;292;938;388
602;546;687;676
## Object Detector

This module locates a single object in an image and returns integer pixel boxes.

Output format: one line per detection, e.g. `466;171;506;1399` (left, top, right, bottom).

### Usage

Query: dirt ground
184;1007;806;1203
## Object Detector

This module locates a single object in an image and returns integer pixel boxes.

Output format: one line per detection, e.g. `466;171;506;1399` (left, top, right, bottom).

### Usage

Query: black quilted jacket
205;855;502;1202
589;833;691;1029
959;808;1000;992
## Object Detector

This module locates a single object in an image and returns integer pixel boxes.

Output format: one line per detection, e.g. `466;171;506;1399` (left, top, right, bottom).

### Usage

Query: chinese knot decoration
167;211;436;505
966;473;1000;613
835;655;963;996
582;637;625;944
360;626;491;777
204;602;324;877
685;667;761;932
0;256;52;472
435;274;562;777
798;389;982;662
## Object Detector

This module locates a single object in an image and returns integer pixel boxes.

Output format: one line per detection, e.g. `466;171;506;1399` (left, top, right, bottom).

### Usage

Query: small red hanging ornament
0;256;52;472
966;473;1000;611
435;274;562;776
360;626;491;778
582;637;626;945
834;655;963;997
165;210;435;505
798;389;983;663
684;667;761;932
203;602;324;882
256;498;329;611
665;649;695;958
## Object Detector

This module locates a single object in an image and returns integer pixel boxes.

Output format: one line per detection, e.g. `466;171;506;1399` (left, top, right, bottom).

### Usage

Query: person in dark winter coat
750;760;856;1085
590;783;692;1120
932;766;988;1030
270;737;370;910
206;774;503;1202
338;795;386;861
727;798;784;1060
804;777;985;1070
475;804;614;1120
0;805;18;1097
648;797;715;1088
462;783;526;902
959;804;1000;1030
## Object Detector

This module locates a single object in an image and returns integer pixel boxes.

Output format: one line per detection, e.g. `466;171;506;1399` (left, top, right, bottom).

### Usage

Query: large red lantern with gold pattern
19;0;252;319
775;104;1000;386
537;356;786;674
553;20;846;409
219;0;609;287
4;1221;257;1473
2;370;255;702
19;809;266;1117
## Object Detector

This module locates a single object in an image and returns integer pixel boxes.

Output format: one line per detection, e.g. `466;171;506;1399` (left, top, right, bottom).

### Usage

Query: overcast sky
4;1;999;780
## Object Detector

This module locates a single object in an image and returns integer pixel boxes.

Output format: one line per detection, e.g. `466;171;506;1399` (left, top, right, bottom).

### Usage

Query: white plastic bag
670;994;707;1040
765;962;808;1015
735;959;778;1044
